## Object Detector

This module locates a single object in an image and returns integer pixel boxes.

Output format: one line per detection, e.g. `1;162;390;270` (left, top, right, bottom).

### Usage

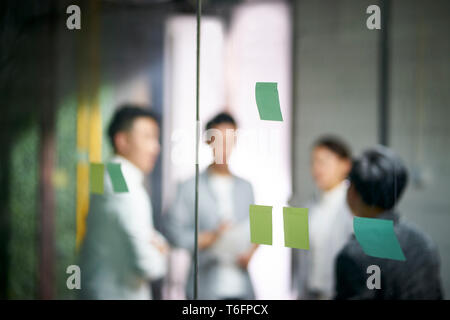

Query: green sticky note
354;217;406;261
255;82;283;121
283;207;309;250
90;163;104;194
249;205;272;245
106;163;129;193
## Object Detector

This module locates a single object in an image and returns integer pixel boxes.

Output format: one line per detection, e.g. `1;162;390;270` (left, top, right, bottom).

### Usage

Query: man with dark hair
79;104;168;300
165;111;257;300
335;146;443;299
292;135;353;300
205;112;237;131
107;105;161;173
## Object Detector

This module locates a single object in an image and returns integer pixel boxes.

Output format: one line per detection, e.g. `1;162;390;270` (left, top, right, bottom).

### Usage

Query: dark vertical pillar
37;2;57;300
149;14;165;234
378;0;391;146
0;147;11;299
148;11;165;300
289;0;299;294
0;0;12;300
38;105;56;300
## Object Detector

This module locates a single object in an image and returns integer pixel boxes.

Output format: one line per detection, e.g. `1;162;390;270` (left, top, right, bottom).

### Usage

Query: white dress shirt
209;173;248;298
307;180;353;299
79;155;167;300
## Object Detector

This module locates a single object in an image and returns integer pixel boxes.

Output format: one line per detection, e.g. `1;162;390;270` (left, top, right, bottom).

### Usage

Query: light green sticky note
283;207;309;250
106;162;129;193
255;82;283;121
354;217;406;261
90;163;104;194
249;205;272;245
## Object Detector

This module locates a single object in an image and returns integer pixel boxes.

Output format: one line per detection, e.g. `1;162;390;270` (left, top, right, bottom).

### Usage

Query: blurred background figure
79;106;168;299
164;112;258;300
336;146;443;299
292;136;353;300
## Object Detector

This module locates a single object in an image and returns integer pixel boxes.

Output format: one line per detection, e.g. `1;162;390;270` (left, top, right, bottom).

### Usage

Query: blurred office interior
0;0;449;299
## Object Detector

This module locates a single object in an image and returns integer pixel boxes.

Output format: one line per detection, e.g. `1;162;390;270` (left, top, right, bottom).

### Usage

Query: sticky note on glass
90;163;104;194
106;163;129;193
283;207;309;250
354;217;406;261
255;82;283;121
249;205;272;245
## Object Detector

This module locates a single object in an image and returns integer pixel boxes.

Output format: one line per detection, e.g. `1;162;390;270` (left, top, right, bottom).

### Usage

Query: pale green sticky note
90;163;104;194
249;205;272;245
255;82;283;121
106;162;129;193
283;207;309;250
354;217;406;261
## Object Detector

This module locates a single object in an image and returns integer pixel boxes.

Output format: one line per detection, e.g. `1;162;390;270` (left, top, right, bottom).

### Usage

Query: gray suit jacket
164;170;255;300
335;211;443;300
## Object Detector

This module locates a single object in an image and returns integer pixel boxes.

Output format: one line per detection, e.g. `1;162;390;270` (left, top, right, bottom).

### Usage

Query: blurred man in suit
79;105;168;300
335;146;443;299
164;112;258;300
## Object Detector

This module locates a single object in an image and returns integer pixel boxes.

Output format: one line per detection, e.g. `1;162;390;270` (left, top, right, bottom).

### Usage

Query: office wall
291;0;379;207
390;0;450;298
292;0;450;298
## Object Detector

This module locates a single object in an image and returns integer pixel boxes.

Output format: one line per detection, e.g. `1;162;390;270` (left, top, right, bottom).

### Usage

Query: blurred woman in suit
292;135;353;300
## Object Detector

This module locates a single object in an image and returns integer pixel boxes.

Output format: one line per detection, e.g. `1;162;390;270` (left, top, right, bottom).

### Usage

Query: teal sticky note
90;163;104;194
249;205;273;245
255;82;283;121
283;207;309;250
354;217;406;261
106;163;129;193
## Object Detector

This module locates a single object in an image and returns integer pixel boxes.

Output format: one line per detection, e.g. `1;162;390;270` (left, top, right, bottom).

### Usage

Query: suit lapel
199;169;221;228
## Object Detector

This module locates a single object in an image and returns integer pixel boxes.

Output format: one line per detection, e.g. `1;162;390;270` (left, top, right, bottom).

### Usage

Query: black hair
205;112;237;131
107;104;160;151
349;145;409;210
313;135;352;159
